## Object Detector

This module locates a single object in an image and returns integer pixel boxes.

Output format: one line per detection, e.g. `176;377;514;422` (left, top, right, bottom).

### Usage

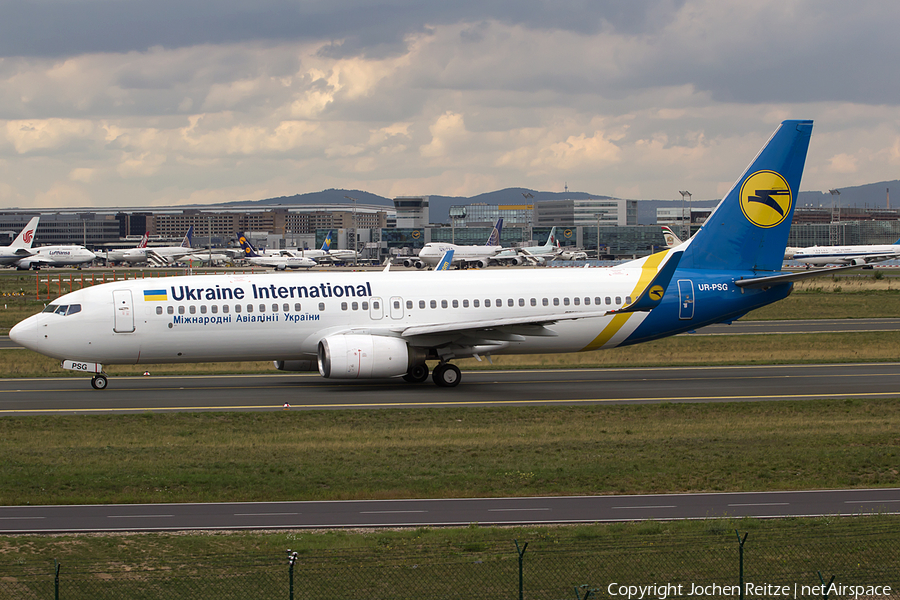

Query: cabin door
369;297;384;320
677;279;694;320
390;296;404;319
113;290;135;333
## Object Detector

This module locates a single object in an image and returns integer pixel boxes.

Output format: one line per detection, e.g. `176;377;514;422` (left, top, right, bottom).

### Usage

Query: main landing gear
402;362;462;387
91;374;109;390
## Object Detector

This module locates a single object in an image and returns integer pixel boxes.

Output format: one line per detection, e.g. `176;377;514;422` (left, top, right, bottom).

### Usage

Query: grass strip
1;399;898;505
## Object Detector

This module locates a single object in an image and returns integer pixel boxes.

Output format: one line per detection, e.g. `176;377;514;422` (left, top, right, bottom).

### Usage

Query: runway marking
234;512;300;516
0;516;44;520
359;510;427;514
487;508;550;512
107;514;174;519
612;505;677;510
847;499;900;503
4;389;900;414
727;502;789;507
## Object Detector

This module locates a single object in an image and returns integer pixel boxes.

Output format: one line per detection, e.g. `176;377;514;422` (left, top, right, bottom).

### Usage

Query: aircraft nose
9;315;39;352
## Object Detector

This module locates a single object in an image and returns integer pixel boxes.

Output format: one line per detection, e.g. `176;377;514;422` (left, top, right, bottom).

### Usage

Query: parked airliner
238;233;316;270
0;217;40;266
491;228;558;265
791;238;900;266
410;218;503;269
11;120;851;390
13;245;96;269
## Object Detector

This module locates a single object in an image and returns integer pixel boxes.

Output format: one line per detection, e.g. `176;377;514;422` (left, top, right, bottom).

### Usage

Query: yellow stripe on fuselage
580;250;669;351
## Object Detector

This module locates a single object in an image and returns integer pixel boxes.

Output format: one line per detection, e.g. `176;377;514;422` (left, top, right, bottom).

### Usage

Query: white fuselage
791;243;900;266
418;243;500;266
15;245;96;268
10;265;650;365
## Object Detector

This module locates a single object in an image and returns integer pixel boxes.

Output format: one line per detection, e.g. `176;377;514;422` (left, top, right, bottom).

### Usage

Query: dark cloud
0;0;681;58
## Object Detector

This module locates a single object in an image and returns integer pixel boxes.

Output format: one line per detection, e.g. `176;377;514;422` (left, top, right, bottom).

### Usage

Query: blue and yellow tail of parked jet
604;120;816;348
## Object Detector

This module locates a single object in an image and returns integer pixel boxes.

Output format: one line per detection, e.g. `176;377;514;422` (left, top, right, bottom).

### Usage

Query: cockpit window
42;304;81;316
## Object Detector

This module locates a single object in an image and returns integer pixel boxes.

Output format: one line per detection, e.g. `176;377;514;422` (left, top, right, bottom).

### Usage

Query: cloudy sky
1;0;899;209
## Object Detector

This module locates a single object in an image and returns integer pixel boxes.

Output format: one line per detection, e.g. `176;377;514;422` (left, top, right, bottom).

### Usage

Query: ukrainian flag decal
143;289;167;301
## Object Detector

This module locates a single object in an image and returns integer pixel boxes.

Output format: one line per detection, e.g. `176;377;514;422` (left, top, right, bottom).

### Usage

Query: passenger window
441;300;448;308
518;298;525;307
573;297;580;306
394;300;401;310
473;299;480;307
452;299;459;308
430;300;437;309
259;304;266;313
156;306;163;315
294;303;301;311
419;300;426;309
190;306;197;314
211;305;218;314
179;306;185;315
200;305;207;314
463;299;469;308
605;297;611;305
626;296;632;304
352;302;359;311
507;299;514;307
485;299;491;308
542;298;549;306
247;305;253;313
406;300;413;309
234;305;241;313
496;299;502;307
373;301;380;310
167;306;174;315
319;302;325;311
584;297;591;305
553;298;559;306
616;297;621;304
341;302;348;311
595;297;602;305
530;298;536;306
223;305;229;314
362;302;369;310
283;304;289;312
272;304;278;312
563;298;570;306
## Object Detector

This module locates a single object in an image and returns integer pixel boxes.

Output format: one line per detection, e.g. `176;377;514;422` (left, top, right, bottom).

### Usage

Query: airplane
0;216;40;266
12;119;863;390
790;238;900;267
288;230;358;264
662;224;800;261
118;227;195;265
237;233;316;270
491;228;559;266
13;244;96;269
409;218;503;269
102;232;149;264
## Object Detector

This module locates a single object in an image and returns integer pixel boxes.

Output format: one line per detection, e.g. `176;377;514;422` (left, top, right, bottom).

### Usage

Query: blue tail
238;233;260;258
321;230;334;252
681;120;813;272
486;218;503;246
181;226;194;248
435;249;455;271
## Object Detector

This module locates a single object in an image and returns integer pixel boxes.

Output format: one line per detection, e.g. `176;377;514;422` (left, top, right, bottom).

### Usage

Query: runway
1;488;898;533
2;362;900;415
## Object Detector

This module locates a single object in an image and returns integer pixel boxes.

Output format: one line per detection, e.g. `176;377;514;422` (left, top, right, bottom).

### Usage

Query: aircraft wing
734;263;865;289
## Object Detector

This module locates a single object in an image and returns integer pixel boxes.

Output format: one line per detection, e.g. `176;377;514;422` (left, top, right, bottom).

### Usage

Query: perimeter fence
0;521;897;599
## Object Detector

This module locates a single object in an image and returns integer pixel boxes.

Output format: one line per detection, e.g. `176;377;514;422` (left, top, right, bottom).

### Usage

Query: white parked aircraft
491;228;559;266
0;217;40;266
12;120;857;390
238;233;316;270
13;245;96;269
102;232;149;264
410;218;503;269
118;227;195;265
791;238;900;267
286;230;358;264
662;224;800;260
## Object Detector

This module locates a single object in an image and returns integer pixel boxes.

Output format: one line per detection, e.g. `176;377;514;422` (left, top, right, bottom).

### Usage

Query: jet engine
474;259;489;269
317;334;411;379
402;258;426;269
273;360;317;371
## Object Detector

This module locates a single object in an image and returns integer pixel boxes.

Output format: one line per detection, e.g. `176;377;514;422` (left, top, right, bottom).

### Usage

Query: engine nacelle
402;258;415;268
474;259;489;269
511;256;525;266
273;360;317;371
317;334;411;379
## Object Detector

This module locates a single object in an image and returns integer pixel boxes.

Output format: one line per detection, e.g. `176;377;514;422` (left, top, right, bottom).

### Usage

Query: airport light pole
344;195;358;265
679;190;692;239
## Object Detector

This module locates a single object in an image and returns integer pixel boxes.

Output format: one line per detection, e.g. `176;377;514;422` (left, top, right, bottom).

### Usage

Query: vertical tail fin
11;216;40;249
661;226;683;248
138;232;149;249
681;120;813;272
434;249;455;271
238;233;260;258
486;218;503;246
321;230;334;252
181;226;194;248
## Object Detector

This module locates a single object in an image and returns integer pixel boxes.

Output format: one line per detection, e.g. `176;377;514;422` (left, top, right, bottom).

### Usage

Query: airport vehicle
491;228;558;265
791;238;900;266
12;120;850;390
410;218;503;269
238;233;316;270
13;244;96;269
0;216;40;266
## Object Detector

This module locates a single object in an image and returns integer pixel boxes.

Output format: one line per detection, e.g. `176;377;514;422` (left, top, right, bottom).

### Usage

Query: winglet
434;248;455;271
614;250;683;313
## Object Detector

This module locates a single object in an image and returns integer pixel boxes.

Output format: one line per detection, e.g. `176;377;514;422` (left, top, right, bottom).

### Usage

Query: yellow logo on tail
739;170;792;228
648;285;665;301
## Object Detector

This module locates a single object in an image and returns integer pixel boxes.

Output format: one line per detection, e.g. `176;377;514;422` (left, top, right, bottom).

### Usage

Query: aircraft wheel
403;363;429;383
91;374;109;390
432;363;461;387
